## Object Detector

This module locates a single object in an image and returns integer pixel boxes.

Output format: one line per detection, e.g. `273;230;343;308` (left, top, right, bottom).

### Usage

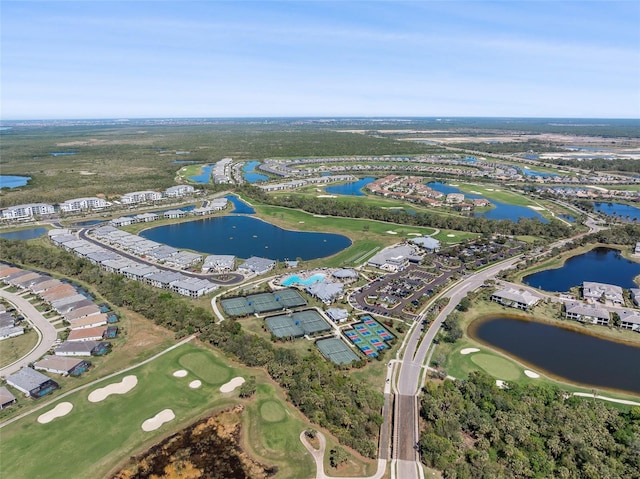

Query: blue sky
2;1;639;119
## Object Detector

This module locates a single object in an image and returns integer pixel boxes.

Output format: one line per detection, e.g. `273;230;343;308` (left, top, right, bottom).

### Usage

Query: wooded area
419;371;640;478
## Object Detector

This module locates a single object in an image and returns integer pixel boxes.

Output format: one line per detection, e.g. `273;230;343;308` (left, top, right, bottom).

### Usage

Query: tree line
0;239;382;457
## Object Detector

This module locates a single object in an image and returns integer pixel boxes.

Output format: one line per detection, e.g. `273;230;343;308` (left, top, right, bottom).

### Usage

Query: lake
523;247;640;291
469;315;640;394
243;161;268;183
325;177;375;196
0;227;47;240
0;175;31;189
427;182;548;223
593;202;640;222
140;215;351;260
225;195;255;214
189;165;213;183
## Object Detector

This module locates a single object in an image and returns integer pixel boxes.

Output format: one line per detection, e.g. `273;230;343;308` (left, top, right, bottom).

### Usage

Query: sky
1;1;639;119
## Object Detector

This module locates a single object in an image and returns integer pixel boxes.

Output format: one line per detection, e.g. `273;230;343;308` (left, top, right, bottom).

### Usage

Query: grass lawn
0;330;37;369
0;341;335;479
469;353;522;381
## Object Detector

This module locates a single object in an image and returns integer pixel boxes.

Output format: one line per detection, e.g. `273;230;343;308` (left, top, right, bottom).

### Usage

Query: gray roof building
618;309;640;331
325;308;349;322
238;256;276;275
491;288;540;310
565;301;610;325
409;236;441;251
6;367;59;398
34;355;91;376
0;386;16;409
306;281;344;304
203;254;236;272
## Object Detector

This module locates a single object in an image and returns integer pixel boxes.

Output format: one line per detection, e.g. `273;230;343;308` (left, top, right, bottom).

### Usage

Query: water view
519;167;558;177
140;215;351;260
325;177;375;196
593;202;640;222
0;175;31;189
0;227;47;240
470;316;640;394
427;182;548;223
242;161;268;183
226;195;255;214
189;164;213;183
73;219;106;227
523;247;640;291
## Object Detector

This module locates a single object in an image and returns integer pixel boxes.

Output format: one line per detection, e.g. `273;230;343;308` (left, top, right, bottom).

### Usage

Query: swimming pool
281;273;326;287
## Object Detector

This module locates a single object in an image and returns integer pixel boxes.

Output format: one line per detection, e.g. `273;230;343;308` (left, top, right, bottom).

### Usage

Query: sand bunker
220;377;245;393
88;375;138;403
460;348;480;355
37;402;73;424
298;221;305;224
447;234;455;237
524;370;540;378
173;370;188;377
189;380;202;389
407;233;422;236
141;409;175;432
496;380;507;389
313;215;326;218
317;195;337;198
529;206;545;211
386;231;398;235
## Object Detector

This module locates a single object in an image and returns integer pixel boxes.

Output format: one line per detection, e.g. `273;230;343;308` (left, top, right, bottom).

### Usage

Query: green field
0;342;323;479
0;330;38;369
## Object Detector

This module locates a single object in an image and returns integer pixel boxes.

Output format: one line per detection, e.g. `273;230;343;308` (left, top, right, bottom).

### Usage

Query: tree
329;447;349;468
239;376;257;398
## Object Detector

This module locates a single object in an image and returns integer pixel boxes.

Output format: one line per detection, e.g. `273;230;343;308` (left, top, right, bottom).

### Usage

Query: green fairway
0;342;317;479
259;399;287;422
178;350;231;384
470;353;522;381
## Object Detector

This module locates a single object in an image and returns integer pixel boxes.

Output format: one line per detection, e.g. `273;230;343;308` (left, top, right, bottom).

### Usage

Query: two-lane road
0;289;58;377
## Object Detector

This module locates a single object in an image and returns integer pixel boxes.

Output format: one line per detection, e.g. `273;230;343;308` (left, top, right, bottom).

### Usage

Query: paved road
0;289;58;377
77;228;245;285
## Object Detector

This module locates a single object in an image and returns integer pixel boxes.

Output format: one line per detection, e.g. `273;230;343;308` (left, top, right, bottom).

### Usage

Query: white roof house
170;278;218;298
165;185;195;197
618;309;640;332
409;236;441;251
565;301;610;325
59;197;110;212
306;281;344;304
368;245;421;272
491;288;540;310
582;282;624;305
120;191;162;204
111;216;135;227
238;256;276;275
202;255;236;273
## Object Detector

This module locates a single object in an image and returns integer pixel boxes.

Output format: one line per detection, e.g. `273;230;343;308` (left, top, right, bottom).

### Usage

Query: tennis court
275;288;308;308
221;288;308;317
316;338;360;365
220;297;254;317
265;315;304;339
293;309;331;335
344;316;395;358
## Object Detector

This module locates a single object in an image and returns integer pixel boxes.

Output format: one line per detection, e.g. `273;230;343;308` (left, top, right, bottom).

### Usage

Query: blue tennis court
344;315;395;358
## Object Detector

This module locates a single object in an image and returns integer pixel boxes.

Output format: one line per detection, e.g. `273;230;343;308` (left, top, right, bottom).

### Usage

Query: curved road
0;289;58;378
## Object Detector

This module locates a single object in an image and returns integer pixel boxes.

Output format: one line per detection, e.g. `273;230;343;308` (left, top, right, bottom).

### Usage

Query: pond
519;167;558;177
325;177;375;197
73;219;106;227
189;164;213;183
225;195;255;214
0;227;47;240
593;202;640;222
427;182;548;223
469;315;640;394
140;215;351;261
0;175;31;189
242;161;268;183
523;247;640;291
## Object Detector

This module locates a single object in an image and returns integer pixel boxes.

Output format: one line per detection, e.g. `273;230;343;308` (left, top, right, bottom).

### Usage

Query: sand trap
298;221;305;224
470;190;482;194
37;402;73;424
407;233;422;236
460;347;480;355
386;230;398;235
88;375;138;403
141;409;175;432
189;380;202;389
317;194;337;198
485;188;494;191
529;206;545;211
496;380;507;389
524;370;540;378
313;214;326;218
173;370;188;378
447;234;456;237
220;376;245;393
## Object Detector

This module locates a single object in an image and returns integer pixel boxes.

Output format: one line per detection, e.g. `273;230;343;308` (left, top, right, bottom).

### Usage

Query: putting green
470;353;521;381
260;400;287;423
178;351;231;385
